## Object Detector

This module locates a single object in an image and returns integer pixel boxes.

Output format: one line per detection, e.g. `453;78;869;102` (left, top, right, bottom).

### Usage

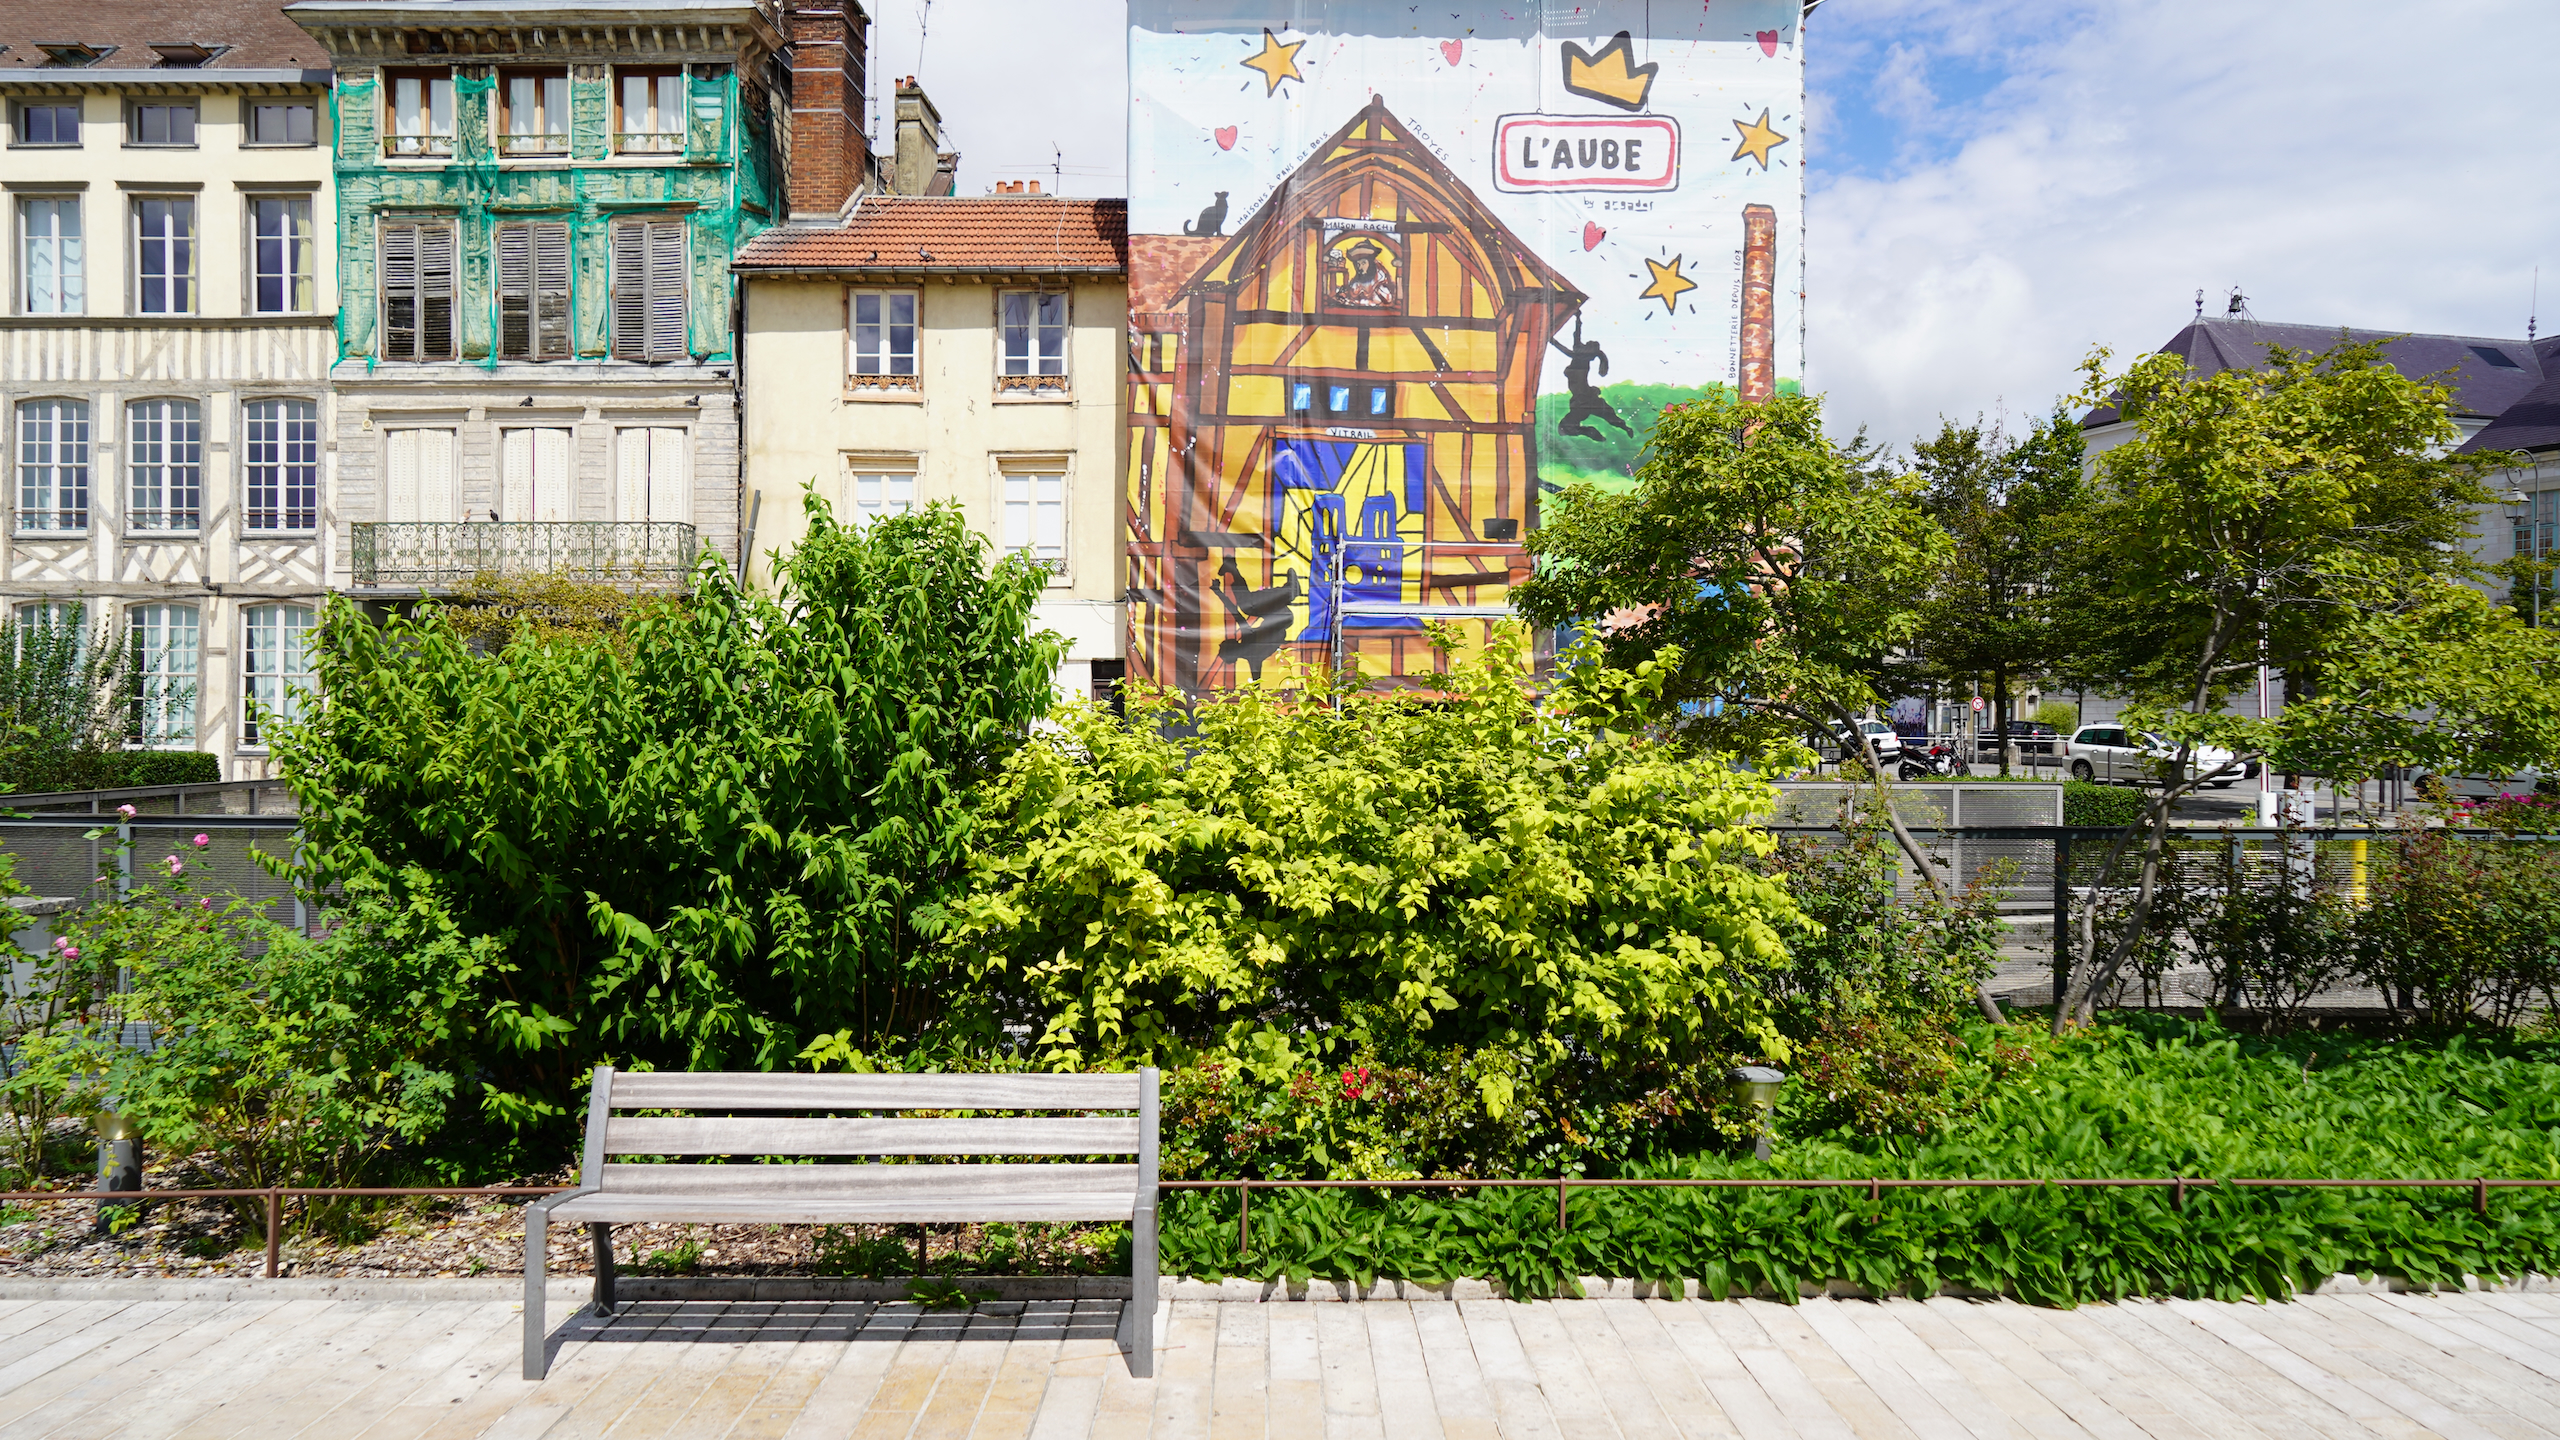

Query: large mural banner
1124;0;1807;695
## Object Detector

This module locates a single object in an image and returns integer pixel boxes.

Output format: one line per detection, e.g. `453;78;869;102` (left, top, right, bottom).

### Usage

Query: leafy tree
940;627;1802;1128
0;603;142;792
1906;415;2087;774
2047;337;2560;1026
273;497;1062;1133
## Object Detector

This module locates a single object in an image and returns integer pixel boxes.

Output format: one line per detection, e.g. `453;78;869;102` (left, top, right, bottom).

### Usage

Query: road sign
1969;697;1984;713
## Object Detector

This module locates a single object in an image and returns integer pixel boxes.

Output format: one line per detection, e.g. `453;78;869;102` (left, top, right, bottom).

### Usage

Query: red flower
1339;1066;1372;1101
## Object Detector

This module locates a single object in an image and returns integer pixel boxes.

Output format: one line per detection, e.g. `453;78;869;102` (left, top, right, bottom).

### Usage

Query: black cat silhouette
1182;192;1230;238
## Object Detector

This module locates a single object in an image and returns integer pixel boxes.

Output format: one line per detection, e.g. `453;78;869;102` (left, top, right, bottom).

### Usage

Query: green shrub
2063;779;2144;826
1159;1016;2560;1302
2356;825;2560;1028
2033;701;2080;733
945;628;1799;1145
0;748;221;795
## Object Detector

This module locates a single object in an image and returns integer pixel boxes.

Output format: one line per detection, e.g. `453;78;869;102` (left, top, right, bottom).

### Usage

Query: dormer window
147;42;220;68
36;42;110;68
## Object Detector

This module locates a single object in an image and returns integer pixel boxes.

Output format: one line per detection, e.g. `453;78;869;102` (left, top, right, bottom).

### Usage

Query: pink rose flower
116;804;136;818
164;856;184;875
192;834;208;847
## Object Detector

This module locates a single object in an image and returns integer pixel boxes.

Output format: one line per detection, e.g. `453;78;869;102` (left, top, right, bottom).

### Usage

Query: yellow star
1729;108;1790;169
1639;255;1698;315
1241;29;1307;95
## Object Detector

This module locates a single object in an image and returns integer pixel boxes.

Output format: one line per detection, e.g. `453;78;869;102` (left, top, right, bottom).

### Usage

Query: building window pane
16;398;89;532
1002;471;1065;569
129;103;198;146
16;103;80;145
251;196;313;314
127;398;202;531
848;289;919;386
241;603;316;745
134;198;195;315
849;470;915;529
388;73;455;156
502;72;569;154
248;102;316;145
129;603;199;747
243;398;318;531
18;198;83;315
998;291;1068;390
616;69;685;153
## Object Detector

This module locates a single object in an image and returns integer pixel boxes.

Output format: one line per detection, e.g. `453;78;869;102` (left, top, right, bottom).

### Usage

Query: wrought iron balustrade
350;521;700;588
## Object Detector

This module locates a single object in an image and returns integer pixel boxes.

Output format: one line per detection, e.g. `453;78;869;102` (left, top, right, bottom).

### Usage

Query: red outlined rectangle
1493;114;1681;193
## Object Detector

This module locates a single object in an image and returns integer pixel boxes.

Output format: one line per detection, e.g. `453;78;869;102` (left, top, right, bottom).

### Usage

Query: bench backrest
575;1067;1158;1190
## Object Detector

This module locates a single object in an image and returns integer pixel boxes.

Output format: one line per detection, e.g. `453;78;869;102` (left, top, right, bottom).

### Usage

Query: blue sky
870;0;2558;441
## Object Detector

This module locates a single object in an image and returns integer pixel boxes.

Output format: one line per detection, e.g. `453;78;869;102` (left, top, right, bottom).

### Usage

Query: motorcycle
1898;741;1970;781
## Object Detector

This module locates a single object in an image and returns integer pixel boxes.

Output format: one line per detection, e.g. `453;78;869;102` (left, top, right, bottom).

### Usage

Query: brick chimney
893;77;957;196
788;1;871;222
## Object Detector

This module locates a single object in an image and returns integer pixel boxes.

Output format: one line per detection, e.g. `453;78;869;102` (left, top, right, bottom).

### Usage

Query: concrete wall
741;274;1130;698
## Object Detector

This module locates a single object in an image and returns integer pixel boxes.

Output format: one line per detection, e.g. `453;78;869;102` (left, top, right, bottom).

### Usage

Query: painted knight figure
1125;1;1808;695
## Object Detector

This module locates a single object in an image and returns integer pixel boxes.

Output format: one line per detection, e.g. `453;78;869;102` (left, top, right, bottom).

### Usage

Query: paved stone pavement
1;1289;2557;1438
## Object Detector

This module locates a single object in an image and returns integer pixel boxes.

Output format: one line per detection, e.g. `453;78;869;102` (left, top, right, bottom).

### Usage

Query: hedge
2062;779;2146;827
0;750;223;796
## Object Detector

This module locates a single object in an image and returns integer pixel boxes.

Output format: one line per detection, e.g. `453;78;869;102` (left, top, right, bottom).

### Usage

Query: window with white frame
386;71;455;157
610;219;688;361
241;603;315;745
19;197;82;314
243;398;318;531
383;428;458;522
16;398;88;532
250;196;314;314
498;222;571;360
246;101;316;147
133;197;194;315
129;602;199;747
997;290;1068;392
615;427;690;522
127;398;201;531
500;427;573;521
847;289;919;389
847;468;915;529
379;220;457;361
13;599;87;653
1001;467;1066;573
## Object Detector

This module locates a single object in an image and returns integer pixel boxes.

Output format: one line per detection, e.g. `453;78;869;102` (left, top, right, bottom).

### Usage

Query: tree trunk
1993;668;2012;778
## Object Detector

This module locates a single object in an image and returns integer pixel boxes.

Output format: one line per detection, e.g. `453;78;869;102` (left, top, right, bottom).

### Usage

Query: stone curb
0;1271;2549;1304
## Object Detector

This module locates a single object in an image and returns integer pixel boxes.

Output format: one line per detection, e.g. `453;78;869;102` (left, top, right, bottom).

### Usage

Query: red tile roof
735;196;1127;277
0;0;324;73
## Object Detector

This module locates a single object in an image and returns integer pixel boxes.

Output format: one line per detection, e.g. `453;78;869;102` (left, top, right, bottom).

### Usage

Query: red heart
1582;222;1605;251
1757;29;1779;55
1441;38;1463;65
1214;125;1238;150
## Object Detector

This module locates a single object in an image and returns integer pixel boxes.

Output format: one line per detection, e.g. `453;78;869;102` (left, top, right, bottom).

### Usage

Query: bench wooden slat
607;1072;1142;1110
550;1193;1138;1225
601;1115;1143;1156
595;1161;1139;1197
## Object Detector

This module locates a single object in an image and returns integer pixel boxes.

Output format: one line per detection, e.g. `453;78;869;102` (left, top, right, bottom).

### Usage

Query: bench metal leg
590;1224;616;1315
523;1203;551;1381
1126;1203;1158;1378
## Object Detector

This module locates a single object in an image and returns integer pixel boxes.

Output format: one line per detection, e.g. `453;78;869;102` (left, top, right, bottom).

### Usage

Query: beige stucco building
734;193;1130;698
0;6;338;775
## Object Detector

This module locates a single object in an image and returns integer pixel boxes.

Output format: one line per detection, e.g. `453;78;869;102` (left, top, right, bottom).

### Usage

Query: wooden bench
522;1065;1159;1379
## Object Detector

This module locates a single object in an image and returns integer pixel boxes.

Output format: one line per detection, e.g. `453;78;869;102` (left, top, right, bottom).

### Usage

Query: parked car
1833;720;1904;769
1975;720;2062;758
2063;726;2254;787
2403;767;2546;802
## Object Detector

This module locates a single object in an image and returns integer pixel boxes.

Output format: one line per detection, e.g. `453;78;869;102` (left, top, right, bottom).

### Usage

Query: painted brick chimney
788;1;872;221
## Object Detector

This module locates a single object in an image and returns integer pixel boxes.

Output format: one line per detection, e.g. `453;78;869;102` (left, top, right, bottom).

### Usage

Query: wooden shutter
417;428;457;520
380;224;419;359
646;428;690;521
535;427;571;521
419;225;455;359
646;222;687;360
499;427;532;520
615;427;649;520
385;429;420;521
534;223;571;359
611;224;644;359
497;225;532;359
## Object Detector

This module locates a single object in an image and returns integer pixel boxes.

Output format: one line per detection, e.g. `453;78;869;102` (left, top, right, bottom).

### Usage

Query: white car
1834;720;1903;768
2404;767;2545;802
2063;726;2254;788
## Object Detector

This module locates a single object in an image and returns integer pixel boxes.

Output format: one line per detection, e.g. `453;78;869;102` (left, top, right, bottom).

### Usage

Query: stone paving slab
0;1291;2554;1438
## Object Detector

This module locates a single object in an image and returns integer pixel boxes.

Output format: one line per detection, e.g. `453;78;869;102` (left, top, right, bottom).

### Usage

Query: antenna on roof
2531;266;2540;344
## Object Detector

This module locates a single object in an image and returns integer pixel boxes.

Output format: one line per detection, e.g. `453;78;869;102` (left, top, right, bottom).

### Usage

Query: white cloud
1806;0;2557;444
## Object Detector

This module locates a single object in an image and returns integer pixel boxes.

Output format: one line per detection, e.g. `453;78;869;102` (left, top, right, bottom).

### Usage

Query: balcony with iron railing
350;521;700;589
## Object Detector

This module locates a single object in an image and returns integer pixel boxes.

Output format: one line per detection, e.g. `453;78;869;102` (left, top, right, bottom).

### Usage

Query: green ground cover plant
1156;1014;2560;1303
